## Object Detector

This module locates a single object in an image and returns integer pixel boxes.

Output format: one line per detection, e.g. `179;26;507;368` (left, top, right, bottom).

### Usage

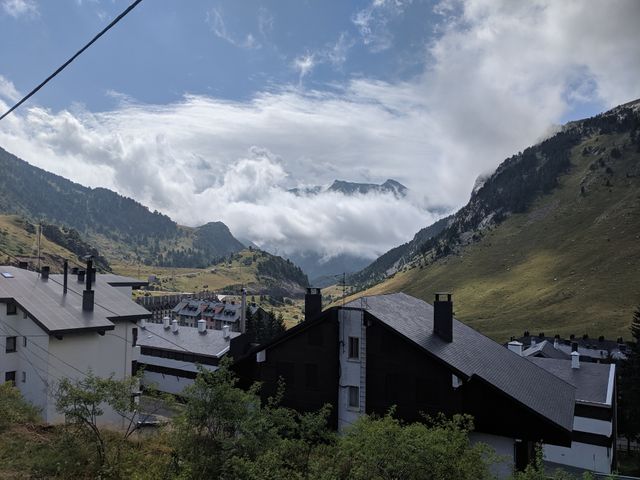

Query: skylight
1;272;14;278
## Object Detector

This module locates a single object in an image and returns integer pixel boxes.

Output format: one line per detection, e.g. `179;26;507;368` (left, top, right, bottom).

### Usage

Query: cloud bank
1;0;639;261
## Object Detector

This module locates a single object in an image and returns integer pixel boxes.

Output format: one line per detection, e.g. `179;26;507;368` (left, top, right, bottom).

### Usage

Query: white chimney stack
171;319;179;334
553;338;559;349
222;325;230;340
571;351;580;369
197;319;207;334
163;316;171;329
530;338;537;347
508;340;523;356
139;318;146;329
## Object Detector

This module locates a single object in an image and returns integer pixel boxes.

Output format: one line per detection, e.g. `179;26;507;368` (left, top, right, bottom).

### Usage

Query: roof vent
171;319;179;334
78;270;85;282
571;351;580;369
433;292;453;342
222;325;230;340
197;319;207;334
163;316;170;329
41;266;50;280
139;318;146;329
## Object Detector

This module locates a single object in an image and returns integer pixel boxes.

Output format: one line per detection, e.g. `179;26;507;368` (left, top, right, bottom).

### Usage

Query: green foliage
0;382;40;431
256;254;309;287
40;222;111;271
245;307;286;344
329;413;493;480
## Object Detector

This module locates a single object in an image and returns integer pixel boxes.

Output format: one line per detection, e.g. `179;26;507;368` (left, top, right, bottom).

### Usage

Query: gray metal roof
0;266;151;335
346;293;576;432
522;340;571;360
98;274;149;288
527;357;614;406
137;322;240;357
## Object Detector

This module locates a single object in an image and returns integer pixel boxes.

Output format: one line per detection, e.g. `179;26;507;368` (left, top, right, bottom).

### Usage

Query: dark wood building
233;292;576;475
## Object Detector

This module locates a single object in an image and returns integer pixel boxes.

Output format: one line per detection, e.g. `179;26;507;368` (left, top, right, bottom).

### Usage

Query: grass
339;132;640;341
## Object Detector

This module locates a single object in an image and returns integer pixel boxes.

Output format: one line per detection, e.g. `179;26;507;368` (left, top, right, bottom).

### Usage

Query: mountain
345;99;640;340
0;146;244;268
289;178;407;198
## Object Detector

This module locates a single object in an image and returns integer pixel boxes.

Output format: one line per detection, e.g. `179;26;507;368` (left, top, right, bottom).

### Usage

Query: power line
0;0;144;122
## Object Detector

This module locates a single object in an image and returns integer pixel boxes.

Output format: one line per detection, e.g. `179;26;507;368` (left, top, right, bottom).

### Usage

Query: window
305;363;318;390
132;327;138;347
21;371;26;383
5;336;17;353
348;337;360;359
348;386;359;409
6;302;17;316
5;371;16;386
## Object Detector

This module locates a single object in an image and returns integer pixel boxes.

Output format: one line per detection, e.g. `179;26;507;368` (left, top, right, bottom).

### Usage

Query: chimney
433;292;453;342
305;287;322;321
531;338;537;347
18;261;28;270
78;270;85;282
553;338;559;349
240;288;247;333
41;266;50;280
197;319;207;334
163;316;171;329
71;266;78;275
63;260;68;294
171;319;179;334
139;318;146;329
222;324;230;340
508;340;523;356
571;350;580;369
82;258;94;312
571;342;578;352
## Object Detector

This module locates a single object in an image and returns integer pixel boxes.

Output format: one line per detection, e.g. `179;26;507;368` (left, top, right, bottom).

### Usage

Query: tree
0;382;39;431
54;371;170;473
618;307;640;452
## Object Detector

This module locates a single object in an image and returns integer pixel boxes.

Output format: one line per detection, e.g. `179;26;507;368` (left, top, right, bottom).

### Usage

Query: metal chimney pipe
240;288;247;333
85;258;93;291
63;260;68;294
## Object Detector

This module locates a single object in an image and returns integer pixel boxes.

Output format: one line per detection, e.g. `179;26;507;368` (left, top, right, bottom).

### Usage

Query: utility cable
0;0;144;122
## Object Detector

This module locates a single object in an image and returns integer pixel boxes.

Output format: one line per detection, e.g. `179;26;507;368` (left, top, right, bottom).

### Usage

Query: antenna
335;272;351;307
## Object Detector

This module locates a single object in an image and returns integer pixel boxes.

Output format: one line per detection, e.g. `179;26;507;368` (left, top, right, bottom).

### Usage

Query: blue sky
0;0;438;111
1;0;639;261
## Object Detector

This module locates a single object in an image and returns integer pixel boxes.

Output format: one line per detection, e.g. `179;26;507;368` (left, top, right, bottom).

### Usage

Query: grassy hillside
340;121;640;341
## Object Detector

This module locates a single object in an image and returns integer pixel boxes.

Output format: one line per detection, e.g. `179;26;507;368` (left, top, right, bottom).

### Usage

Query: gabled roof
137;323;240;357
346;293;576;433
0;267;151;335
522;340;571;360
527;357;615;406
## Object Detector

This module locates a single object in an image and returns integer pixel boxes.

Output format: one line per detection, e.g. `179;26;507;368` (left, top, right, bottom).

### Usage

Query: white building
135;319;241;395
0;265;150;426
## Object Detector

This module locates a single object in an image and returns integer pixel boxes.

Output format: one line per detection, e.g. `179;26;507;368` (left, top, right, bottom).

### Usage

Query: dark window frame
5;371;16;386
348;385;359;409
5;336;17;353
6;302;17;316
348;336;360;359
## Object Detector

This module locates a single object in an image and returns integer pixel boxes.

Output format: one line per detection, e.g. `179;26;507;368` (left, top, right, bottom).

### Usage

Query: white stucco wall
544;441;611;473
469;432;514;479
0;305;51;417
337;309;365;431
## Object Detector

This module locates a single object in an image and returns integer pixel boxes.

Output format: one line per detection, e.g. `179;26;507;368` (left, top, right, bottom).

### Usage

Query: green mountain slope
345;100;640;340
0;146;244;267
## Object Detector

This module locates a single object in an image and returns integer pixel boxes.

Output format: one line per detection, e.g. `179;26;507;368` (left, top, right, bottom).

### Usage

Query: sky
1;0;640;262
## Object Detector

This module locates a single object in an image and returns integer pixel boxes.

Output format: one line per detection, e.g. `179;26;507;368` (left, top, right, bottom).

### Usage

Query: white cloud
352;0;411;52
206;7;260;49
293;54;315;83
0;75;20;102
1;0;37;18
1;0;639;262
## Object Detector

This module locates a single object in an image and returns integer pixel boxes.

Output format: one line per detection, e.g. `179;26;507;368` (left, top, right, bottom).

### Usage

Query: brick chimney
434;292;453;342
305;287;322;321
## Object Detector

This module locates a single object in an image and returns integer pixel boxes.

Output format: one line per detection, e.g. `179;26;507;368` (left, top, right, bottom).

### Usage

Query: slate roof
137;322;240;357
346;293;576;433
0;267;151;335
522;340;571;360
527;357;614;406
